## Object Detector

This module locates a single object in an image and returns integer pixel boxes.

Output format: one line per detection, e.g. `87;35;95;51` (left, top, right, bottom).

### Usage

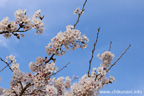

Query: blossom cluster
74;7;80;14
32;9;44;35
97;51;114;68
0;17;17;37
6;55;16;62
29;57;58;73
45;25;89;56
0;9;44;39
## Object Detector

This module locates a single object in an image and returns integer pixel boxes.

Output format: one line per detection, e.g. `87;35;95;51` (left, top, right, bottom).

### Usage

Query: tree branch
45;54;55;64
19;83;31;96
0;65;8;72
108;41;112;51
107;44;131;72
18;81;24;90
74;0;88;28
94;44;131;81
50;62;70;76
88;27;100;77
0;57;13;72
0;61;12;72
0;22;28;35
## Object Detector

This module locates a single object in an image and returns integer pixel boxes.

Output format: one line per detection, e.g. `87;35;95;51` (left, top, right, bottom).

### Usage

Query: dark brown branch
0;65;8;72
14;30;28;33
19;83;31;96
0;57;13;72
0;30;28;34
88;27;100;77
0;22;28;34
74;0;88;28
108;41;112;51
45;54;55;64
16;22;24;32
13;91;18;96
95;74;99;81
107;44;131;72
18;81;24;90
0;61;12;72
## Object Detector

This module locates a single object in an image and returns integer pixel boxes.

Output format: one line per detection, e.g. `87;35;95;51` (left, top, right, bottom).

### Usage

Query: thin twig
107;44;131;72
108;41;112;51
51;62;70;76
0;61;12;72
0;57;13;72
0;65;8;72
74;0;88;28
88;27;100;77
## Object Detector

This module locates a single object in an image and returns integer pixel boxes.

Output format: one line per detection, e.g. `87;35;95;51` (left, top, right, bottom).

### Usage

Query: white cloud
0;35;19;57
0;35;9;48
0;0;8;8
0;35;19;48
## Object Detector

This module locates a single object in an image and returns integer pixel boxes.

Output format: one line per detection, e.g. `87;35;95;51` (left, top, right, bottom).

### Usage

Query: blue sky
0;0;144;95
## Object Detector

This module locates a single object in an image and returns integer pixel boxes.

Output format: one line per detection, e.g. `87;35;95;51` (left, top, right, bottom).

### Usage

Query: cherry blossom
74;7;80;14
0;9;44;39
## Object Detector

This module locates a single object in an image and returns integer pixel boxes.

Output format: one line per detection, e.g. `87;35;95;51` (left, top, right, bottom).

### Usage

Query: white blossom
46;85;58;96
11;63;19;70
6;55;16;62
74;7;80;14
45;25;88;56
110;76;115;82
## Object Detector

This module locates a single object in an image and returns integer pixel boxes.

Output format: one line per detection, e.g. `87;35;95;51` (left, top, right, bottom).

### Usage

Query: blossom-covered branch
45;0;89;61
74;0;88;28
0;9;44;39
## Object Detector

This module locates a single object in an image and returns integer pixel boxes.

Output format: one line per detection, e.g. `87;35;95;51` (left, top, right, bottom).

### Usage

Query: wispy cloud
0;36;9;48
0;35;19;48
0;0;8;8
0;35;19;58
